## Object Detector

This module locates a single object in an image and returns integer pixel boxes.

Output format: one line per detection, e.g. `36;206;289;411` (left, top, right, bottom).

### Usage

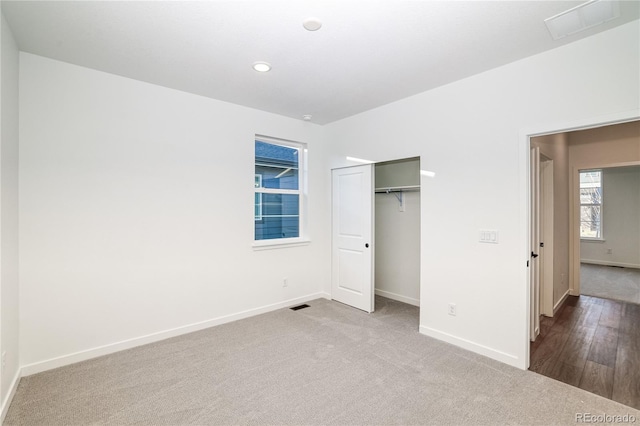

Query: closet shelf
374;185;420;193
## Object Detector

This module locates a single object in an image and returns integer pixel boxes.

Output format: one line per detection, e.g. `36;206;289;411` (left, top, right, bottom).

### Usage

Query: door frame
519;108;639;369
529;149;555;340
570;160;640;296
530;146;541;341
539;156;554;317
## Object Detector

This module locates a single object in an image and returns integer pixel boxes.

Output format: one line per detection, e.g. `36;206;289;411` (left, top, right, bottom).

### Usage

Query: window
254;137;305;243
580;170;603;239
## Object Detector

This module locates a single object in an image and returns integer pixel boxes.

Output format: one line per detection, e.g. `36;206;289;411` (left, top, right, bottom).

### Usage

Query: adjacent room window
580;169;603;239
254;137;305;242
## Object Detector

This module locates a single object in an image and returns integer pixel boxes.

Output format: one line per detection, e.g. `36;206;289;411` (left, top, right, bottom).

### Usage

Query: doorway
578;164;640;305
525;118;640;354
374;158;421;308
526;117;640;408
331;157;421;315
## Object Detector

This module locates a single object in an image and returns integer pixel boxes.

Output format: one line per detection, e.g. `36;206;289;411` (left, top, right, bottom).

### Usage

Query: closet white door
331;165;374;313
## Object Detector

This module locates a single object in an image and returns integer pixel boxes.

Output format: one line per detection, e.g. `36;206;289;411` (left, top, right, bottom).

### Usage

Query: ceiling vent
544;0;620;40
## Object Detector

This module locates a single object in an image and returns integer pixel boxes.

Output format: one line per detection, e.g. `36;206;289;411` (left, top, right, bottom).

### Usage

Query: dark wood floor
530;295;640;410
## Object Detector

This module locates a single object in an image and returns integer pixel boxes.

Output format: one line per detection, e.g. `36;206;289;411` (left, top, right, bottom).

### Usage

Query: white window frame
579;169;604;241
255;175;263;221
253;136;308;249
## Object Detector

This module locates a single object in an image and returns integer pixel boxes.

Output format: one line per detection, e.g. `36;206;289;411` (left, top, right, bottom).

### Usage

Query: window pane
580;187;602;204
255;193;262;220
580;171;601;186
580;205;601;222
255;141;299;190
580;205;601;238
254;194;299;240
580;221;601;238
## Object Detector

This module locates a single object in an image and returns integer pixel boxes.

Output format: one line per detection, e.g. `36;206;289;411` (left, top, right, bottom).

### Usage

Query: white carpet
6;296;639;425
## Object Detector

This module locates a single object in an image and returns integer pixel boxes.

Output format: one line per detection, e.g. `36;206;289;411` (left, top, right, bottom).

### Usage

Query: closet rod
374;185;420;193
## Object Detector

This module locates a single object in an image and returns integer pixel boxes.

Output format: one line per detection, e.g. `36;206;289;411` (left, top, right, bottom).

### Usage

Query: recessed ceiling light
303;18;322;31
302;115;312;121
253;62;271;72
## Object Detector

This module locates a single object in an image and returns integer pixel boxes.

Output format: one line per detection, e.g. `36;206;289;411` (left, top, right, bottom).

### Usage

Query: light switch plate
479;229;499;244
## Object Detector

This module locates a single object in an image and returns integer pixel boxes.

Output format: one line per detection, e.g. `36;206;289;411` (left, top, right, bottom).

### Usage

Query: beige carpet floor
5;296;640;425
581;263;640;305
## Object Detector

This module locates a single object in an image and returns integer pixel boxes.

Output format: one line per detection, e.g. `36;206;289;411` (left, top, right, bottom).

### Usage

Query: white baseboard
581;259;640;269
419;325;523;369
553;289;570;315
21;292;331;377
375;289;420;307
1;368;21;423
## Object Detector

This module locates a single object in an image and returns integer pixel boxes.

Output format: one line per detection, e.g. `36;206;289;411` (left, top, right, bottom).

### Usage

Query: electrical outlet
561;273;566;285
606;248;613;255
283;277;288;287
1;351;6;372
448;303;457;316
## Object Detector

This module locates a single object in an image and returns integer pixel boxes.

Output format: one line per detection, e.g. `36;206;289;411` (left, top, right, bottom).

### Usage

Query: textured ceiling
2;1;639;124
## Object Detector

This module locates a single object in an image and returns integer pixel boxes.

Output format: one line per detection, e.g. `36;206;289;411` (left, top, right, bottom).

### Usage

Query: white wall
581;166;640;268
19;53;330;373
325;20;640;368
375;190;420;306
0;12;21;419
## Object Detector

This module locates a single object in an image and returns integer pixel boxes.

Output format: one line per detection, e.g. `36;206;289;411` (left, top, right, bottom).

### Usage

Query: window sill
252;239;311;251
581;238;606;243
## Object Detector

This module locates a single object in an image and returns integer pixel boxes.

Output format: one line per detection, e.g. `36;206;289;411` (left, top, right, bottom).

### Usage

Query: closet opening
374;157;421;308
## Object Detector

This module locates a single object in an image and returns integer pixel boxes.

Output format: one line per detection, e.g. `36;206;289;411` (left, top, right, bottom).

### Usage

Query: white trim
419;326;522;369
581;259;640;270
1;368;21;423
252;239;310;250
553;289;571;315
375;289;420;307
255;188;300;195
21;292;330;377
255;134;306;150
